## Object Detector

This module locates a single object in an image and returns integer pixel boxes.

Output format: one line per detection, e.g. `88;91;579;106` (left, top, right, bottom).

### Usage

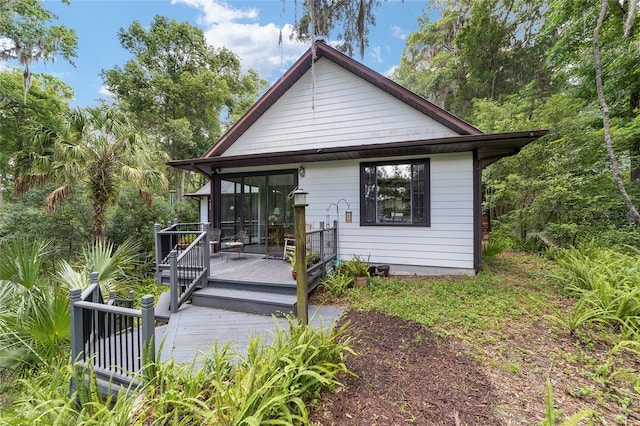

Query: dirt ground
309;309;640;426
310;310;500;425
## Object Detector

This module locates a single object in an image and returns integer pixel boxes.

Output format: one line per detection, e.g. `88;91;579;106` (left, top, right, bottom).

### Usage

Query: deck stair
190;277;321;316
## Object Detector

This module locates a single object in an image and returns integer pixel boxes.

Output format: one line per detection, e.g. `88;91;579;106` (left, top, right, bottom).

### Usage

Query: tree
0;70;72;209
16;107;169;243
393;0;551;119
291;0;379;58
101;15;265;200
592;0;640;222
0;0;77;102
544;0;640;182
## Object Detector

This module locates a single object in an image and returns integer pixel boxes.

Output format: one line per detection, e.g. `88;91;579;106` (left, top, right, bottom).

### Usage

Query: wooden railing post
140;294;156;380
169;250;178;313
69;287;83;397
90;272;99;301
154;223;162;284
319;222;326;279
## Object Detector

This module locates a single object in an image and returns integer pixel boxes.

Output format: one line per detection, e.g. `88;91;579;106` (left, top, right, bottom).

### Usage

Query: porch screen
360;159;430;226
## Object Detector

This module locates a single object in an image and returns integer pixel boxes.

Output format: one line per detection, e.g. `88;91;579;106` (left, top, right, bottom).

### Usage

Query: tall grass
4;318;352;425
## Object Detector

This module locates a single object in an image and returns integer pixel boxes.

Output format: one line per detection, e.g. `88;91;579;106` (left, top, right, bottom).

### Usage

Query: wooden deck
208;252;294;284
157;304;344;369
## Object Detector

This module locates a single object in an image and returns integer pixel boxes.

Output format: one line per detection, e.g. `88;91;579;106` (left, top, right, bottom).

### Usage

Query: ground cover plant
310;251;640;425
1;319;352;425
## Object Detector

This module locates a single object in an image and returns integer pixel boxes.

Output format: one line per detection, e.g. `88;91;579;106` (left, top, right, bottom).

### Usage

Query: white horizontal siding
299;152;475;271
223;58;459;157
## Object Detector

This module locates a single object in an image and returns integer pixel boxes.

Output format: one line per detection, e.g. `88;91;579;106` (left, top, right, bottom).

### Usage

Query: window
360;159;430;226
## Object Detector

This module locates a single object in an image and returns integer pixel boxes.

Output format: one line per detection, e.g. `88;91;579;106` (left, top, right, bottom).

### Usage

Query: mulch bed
310;310;500;425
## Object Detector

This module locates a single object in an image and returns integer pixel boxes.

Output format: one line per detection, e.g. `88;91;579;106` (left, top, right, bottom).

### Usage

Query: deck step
155;292;172;323
207;278;297;295
191;287;297;316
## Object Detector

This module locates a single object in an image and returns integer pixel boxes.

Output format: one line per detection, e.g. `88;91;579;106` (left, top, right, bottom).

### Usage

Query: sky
13;0;430;107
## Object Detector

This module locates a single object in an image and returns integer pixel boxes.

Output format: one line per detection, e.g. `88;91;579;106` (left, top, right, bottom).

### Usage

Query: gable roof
202;41;482;159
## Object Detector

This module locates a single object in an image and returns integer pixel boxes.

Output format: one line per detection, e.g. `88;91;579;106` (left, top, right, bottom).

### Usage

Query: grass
348;252;558;342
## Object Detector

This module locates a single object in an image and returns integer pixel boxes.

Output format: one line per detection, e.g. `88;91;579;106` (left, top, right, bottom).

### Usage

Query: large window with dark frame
360;159;430;226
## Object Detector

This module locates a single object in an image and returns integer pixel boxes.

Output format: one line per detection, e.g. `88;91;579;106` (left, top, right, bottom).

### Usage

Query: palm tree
16;107;169;243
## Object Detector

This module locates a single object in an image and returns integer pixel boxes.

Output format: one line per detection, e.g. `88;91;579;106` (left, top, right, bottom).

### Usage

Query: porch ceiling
169;130;548;175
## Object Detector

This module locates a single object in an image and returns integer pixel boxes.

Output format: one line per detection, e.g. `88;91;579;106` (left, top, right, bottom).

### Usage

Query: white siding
299;152;475;271
222;58;459;157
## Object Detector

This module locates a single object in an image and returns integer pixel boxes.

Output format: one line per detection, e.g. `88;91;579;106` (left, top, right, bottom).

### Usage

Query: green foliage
321;272;353;298
5;318;352;425
0;185;93;263
395;0;550;119
22;107;169;242
341;254;370;277
348;253;556;338
0;70;72;181
102;15;265;162
56;239;140;295
0;239;69;374
554;246;640;338
106;186;174;258
542;379;596;425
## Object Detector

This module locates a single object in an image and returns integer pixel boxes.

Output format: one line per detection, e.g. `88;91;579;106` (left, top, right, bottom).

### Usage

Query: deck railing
306;220;338;280
69;272;155;392
154;221;210;313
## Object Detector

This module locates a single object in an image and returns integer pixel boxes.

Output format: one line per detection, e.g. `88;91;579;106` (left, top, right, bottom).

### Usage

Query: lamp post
293;187;309;325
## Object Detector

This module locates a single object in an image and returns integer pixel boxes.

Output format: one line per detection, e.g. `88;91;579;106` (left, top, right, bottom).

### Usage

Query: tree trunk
593;0;640;222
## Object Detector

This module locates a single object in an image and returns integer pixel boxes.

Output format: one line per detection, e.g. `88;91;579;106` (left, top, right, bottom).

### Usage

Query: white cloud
99;85;114;98
383;65;398;78
173;0;308;79
390;25;407;40
369;46;383;63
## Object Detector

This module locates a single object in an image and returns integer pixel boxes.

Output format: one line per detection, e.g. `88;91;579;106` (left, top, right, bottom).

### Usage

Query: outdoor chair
283;223;313;260
210;228;222;257
222;230;247;261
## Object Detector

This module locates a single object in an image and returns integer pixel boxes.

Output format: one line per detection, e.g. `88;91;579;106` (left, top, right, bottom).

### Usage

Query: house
170;41;545;275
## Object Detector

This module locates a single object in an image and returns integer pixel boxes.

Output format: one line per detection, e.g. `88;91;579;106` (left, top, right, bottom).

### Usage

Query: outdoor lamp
293;187;308;207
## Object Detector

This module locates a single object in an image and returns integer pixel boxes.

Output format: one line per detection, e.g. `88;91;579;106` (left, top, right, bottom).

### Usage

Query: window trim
359;159;431;227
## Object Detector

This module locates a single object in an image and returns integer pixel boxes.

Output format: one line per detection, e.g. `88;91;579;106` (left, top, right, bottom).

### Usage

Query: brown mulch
310;310;500;425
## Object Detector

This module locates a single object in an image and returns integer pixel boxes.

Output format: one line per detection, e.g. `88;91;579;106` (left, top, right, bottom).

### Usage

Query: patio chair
210;228;222;257
222;230;247;261
283;223;313;260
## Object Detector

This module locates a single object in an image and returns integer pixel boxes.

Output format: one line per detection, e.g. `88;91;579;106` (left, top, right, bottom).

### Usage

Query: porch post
169;250;178;313
293;188;309;326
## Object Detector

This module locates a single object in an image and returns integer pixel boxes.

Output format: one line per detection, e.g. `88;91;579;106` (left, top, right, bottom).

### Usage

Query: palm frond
0;239;49;291
44;184;73;212
14;173;47;195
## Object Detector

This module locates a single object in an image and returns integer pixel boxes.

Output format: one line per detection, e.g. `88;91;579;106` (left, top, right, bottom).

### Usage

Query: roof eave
169;130;548;174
